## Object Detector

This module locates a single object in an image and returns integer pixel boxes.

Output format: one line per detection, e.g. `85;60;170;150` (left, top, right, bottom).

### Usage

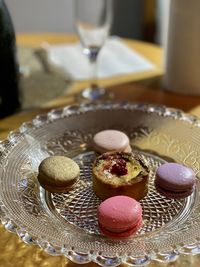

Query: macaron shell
38;177;78;193
155;183;195;199
38;156;80;186
97;196;142;234
156;163;196;192
124;145;132;153
93;130;130;153
99;217;142;238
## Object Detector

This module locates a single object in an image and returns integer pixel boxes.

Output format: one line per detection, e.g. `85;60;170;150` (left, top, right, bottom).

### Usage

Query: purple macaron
155;163;196;199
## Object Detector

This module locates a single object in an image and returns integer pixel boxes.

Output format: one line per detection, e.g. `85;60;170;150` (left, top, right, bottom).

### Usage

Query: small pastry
93;151;149;200
97;195;143;238
92;130;132;154
37;156;80;193
155;162;196;199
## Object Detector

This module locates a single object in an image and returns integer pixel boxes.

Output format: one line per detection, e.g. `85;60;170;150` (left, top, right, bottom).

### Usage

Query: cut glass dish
0;102;200;266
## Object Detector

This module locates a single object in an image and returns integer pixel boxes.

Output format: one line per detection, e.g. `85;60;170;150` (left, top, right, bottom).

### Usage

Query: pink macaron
155;163;196;199
93;130;132;154
97;196;142;238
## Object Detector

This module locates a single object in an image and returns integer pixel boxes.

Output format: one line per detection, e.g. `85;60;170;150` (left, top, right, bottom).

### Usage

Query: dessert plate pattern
0;102;200;266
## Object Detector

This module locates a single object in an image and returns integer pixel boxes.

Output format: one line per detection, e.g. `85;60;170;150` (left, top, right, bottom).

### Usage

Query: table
0;33;200;267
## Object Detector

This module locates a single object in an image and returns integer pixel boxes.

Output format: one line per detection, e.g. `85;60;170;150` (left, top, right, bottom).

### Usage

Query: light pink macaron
93;130;131;154
97;196;142;238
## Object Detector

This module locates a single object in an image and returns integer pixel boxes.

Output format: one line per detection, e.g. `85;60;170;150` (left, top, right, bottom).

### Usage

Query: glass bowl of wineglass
74;0;113;101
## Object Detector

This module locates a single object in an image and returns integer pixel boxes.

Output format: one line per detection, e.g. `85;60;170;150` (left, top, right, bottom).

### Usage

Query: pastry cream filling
97;158;144;182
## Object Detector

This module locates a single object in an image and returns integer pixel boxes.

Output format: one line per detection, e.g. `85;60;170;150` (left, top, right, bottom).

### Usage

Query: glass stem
89;58;98;88
88;47;99;88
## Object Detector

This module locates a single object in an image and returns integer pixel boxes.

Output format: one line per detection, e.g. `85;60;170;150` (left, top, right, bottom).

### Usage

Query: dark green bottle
0;0;20;118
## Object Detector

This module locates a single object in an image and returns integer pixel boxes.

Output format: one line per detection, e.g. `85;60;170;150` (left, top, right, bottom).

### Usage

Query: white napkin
43;37;156;81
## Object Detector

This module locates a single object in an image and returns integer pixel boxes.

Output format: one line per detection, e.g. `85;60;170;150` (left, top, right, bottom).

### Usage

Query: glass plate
0;102;200;267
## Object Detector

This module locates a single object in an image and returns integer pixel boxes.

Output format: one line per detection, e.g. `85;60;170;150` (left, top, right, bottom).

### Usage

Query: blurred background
1;0;170;118
5;0;170;46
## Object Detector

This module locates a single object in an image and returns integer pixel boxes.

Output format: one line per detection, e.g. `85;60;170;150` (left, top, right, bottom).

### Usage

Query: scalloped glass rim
0;102;200;266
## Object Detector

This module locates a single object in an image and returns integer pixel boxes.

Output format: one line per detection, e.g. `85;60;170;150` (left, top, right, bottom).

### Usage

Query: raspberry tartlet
92;151;149;200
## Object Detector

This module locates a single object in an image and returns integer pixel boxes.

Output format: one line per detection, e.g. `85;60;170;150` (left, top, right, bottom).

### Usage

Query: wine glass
74;0;113;101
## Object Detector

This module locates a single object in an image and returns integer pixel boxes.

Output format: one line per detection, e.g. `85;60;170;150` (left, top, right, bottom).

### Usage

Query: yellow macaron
37;155;80;193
